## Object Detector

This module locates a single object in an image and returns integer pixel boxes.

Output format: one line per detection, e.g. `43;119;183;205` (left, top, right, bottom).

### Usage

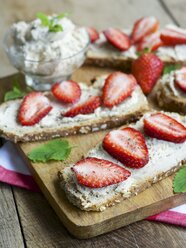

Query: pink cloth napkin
0;141;186;227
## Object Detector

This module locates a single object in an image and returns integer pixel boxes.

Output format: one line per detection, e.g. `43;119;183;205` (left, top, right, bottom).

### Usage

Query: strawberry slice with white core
102;72;137;108
103;28;131;51
175;67;186;92
72;157;131;188
64;95;101;117
87;27;99;43
51;80;81;104
144;113;186;143
131;16;159;44
160;25;186;45
103;127;149;168
137;32;163;51
18;92;52;126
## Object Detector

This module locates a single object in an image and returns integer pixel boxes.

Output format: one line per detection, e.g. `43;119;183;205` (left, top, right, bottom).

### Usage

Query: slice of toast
86;32;186;69
0;75;149;142
156;71;186;114
59;111;186;211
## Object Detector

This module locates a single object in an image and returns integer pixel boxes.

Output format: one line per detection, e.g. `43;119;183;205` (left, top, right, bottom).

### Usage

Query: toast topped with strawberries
86;17;186;70
0;72;149;142
59;111;186;211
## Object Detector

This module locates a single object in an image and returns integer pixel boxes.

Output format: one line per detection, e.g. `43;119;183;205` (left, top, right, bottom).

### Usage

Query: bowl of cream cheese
4;13;90;90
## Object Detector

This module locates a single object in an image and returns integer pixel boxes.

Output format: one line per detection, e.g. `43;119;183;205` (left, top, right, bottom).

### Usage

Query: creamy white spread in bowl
4;14;90;90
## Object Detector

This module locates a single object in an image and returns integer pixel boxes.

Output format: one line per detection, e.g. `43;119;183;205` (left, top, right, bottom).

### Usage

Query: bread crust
86;53;133;71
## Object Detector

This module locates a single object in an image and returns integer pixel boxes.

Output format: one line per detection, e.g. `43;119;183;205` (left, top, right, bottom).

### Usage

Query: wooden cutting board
1;66;186;239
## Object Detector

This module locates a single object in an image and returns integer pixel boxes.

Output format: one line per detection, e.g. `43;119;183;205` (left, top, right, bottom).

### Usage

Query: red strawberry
103;127;149;169
102;72;137;108
144;113;186;143
132;53;163;94
18;92;52;126
131;16;159;44
51;80;81;104
137;32;163;52
160;26;186;46
64;95;101;117
175;67;186;92
87;27;99;43
72;157;131;188
103;28;131;51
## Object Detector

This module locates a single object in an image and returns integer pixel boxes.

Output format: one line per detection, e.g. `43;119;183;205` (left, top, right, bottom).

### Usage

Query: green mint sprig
173;166;186;193
28;139;72;163
4;79;32;102
36;12;69;33
163;64;181;75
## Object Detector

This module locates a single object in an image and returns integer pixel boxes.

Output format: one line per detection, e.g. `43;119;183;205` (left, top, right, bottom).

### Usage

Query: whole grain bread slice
58;111;186;211
0;75;149;143
59;161;185;211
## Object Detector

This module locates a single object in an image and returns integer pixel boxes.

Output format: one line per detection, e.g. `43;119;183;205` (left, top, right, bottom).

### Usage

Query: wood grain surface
161;0;186;26
0;0;186;247
0;184;24;248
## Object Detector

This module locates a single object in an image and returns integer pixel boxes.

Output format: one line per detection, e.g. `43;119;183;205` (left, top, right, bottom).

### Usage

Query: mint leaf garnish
28;139;72;163
173;166;186;193
163;64;181;75
36;12;50;26
4;86;26;101
4;79;32;102
36;12;69;33
50;24;63;33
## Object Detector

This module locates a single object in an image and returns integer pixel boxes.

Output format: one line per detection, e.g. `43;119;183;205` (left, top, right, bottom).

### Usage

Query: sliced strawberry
103;127;149;169
72;157;131;188
51;80;81;104
87;27;99;43
132;53;164;94
137;32;164;52
160;26;186;46
103;28;131;51
18;92;52;126
131;16;159;44
64;95;101;117
175;67;186;92
102;72;137;108
144;113;186;143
